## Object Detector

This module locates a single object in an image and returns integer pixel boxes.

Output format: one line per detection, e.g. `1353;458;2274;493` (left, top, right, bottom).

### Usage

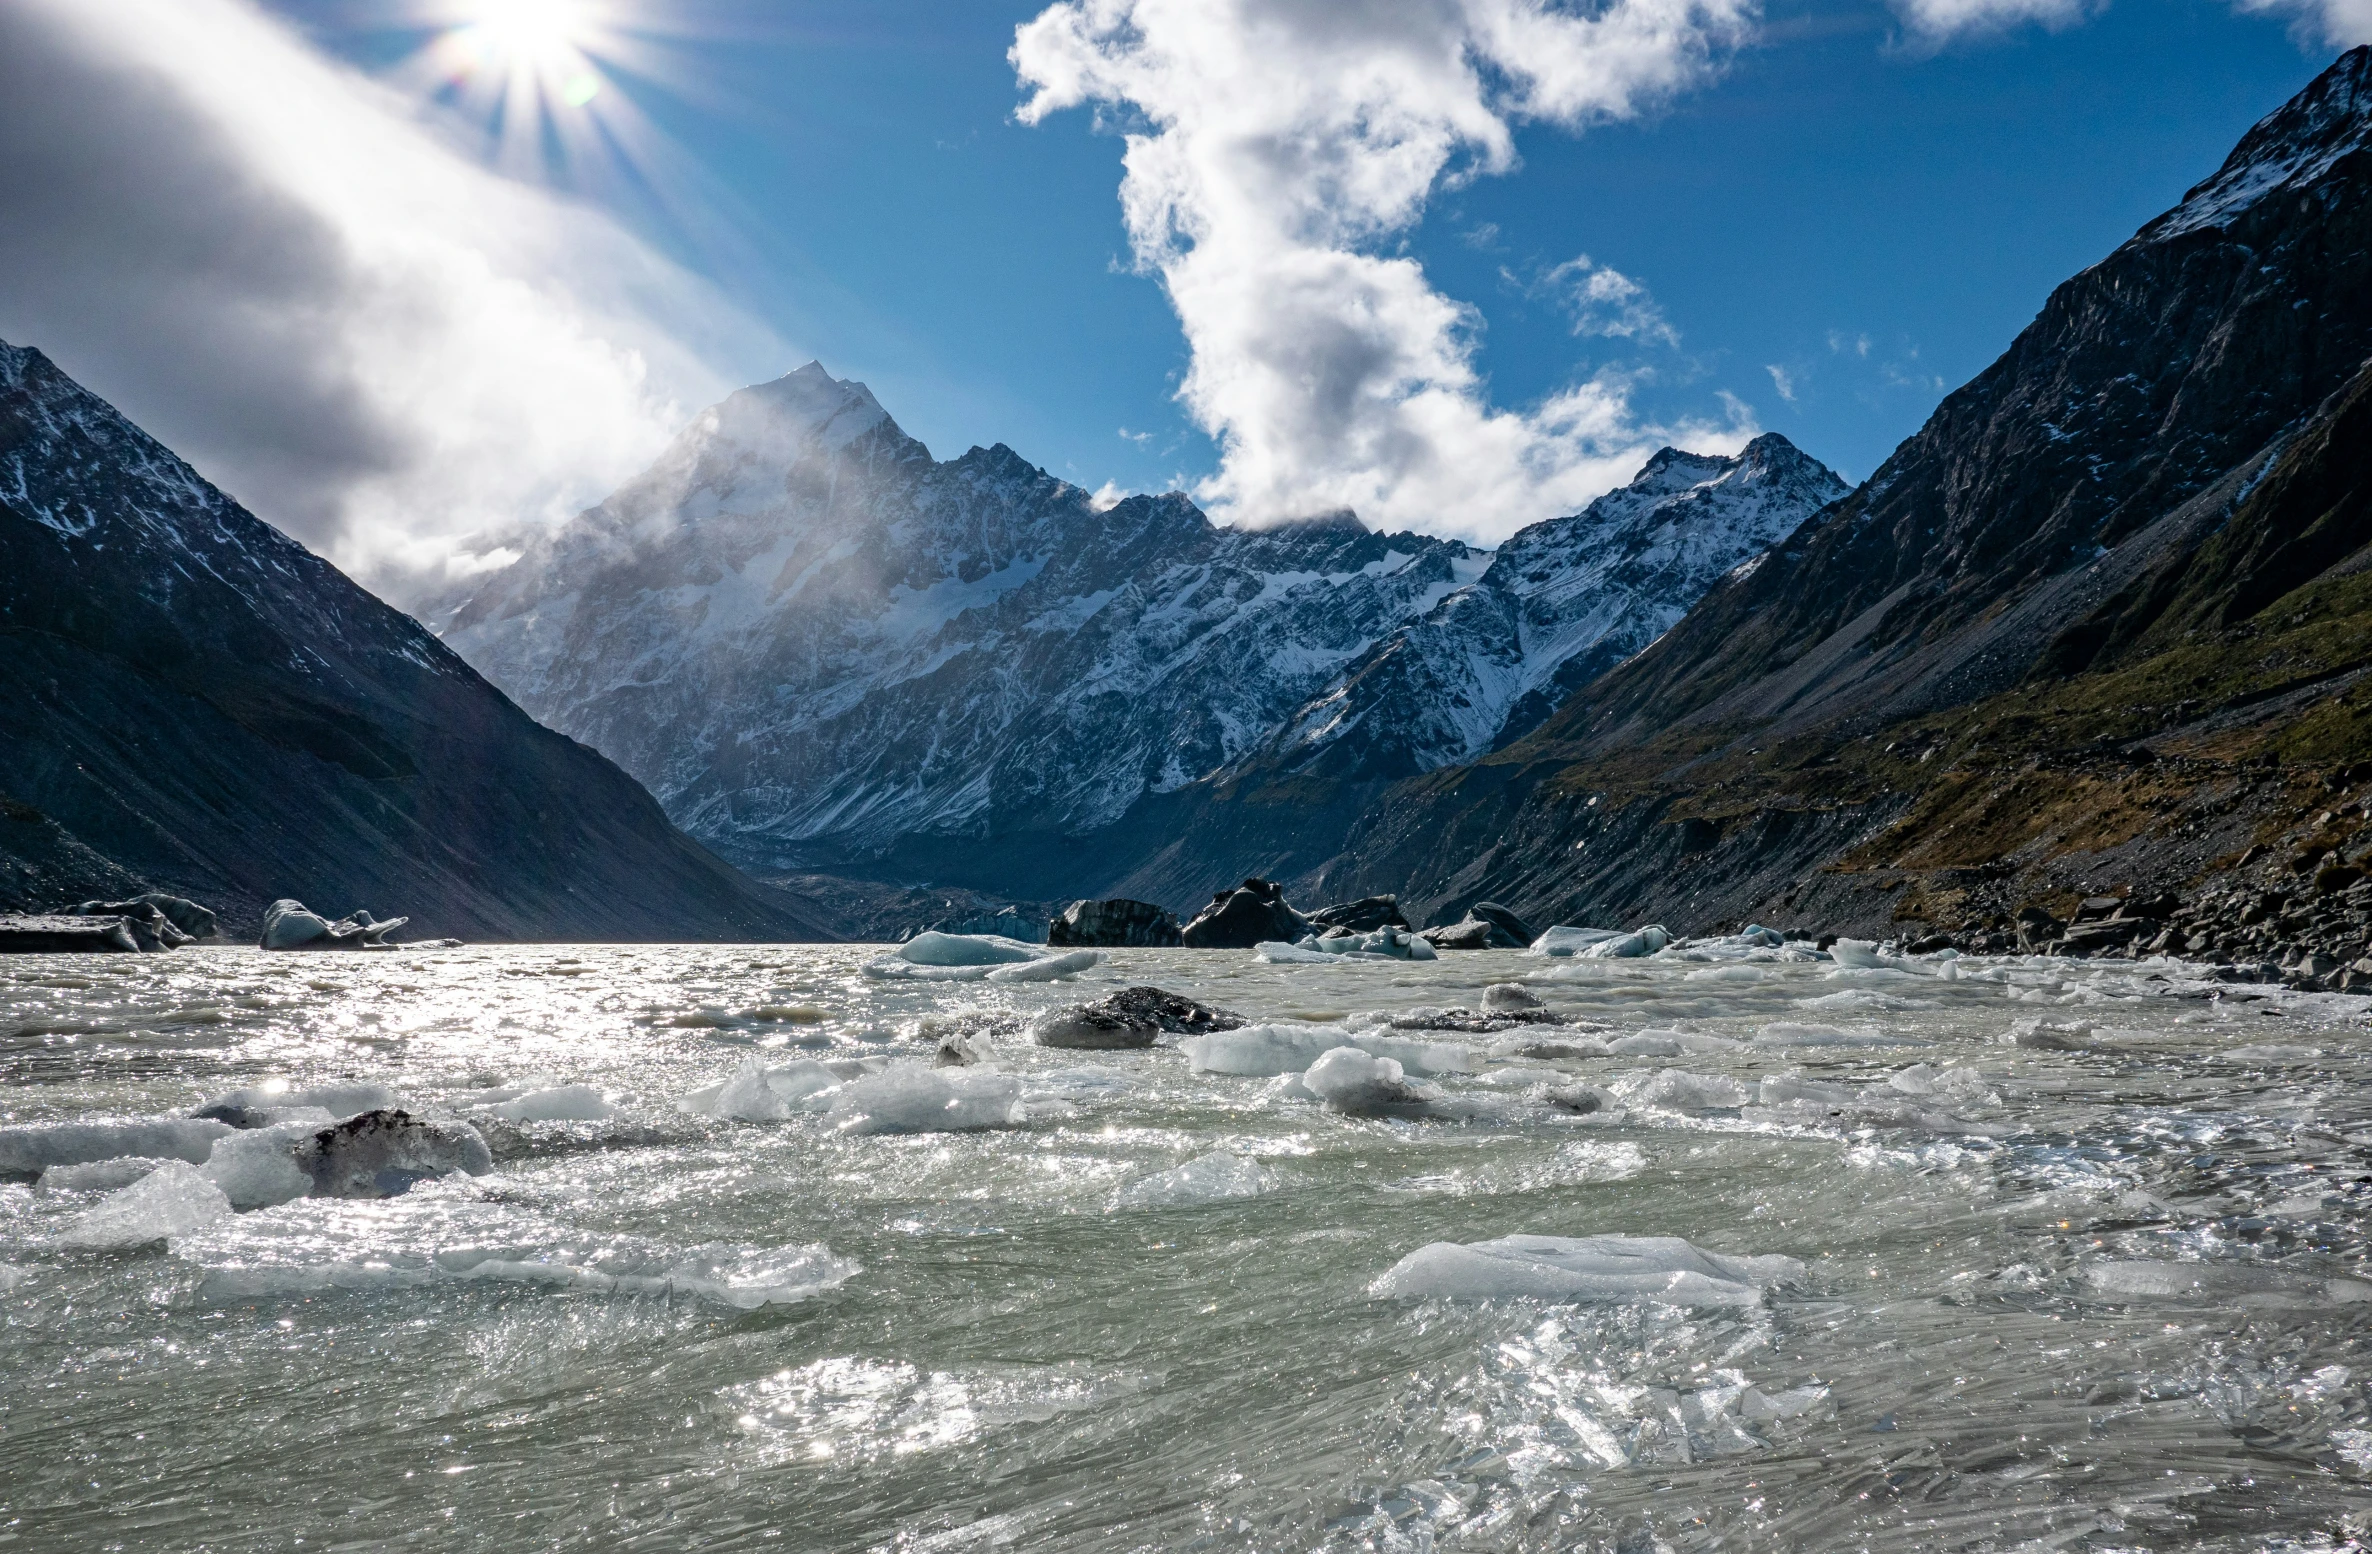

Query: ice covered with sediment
826;1064;1026;1135
56;1161;233;1249
1372;1233;1803;1306
0;1118;234;1174
1113;1151;1278;1209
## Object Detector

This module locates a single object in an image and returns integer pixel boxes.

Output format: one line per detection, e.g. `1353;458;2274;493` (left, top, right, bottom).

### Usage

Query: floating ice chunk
298;1112;493;1198
1886;1064;1999;1107
194;1081;402;1128
896;932;1042;967
709;1056;794;1121
1684;964;1771;984
1113;1151;1279;1209
2081;1260;2372;1306
1180;1024;1346;1077
1612;1069;1753;1112
1754;1022;1927;1048
56;1161;232;1249
1349;1033;1473;1076
484;1084;614;1123
1304;1048;1439;1115
1483;983;1544;1011
863;959;994;982
2217;1044;2323;1062
1284;928;1436;961
1372;1233;1802;1307
1529;927;1627;957
38;1156;176;1194
2005;1017;2096;1050
200;1122;321;1209
985;950;1101;983
1579;926;1671;959
1796;989;1918;1013
0;1118;234;1175
1826;939;1882;968
1255;941;1335;964
827;1065;1025;1135
1609;1028;1740;1056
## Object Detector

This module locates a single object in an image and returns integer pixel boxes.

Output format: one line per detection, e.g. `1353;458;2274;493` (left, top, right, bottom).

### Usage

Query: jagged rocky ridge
0;342;826;942
437;372;1840;903
1317;47;2372;967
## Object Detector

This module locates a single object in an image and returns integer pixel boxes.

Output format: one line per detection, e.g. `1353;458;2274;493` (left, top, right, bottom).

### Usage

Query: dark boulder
1305;895;1409;934
1031;1004;1161;1050
1180;878;1307;949
1049;898;1182;948
0;914;140;953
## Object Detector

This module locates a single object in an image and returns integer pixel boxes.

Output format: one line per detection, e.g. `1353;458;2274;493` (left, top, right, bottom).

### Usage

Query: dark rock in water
1305;895;1409;933
0;913;140;952
1032;1003;1161;1050
1098;986;1245;1034
299;1110;492;1198
1049;898;1182;948
64;899;190;950
260;899;413;951
1180;878;1307;949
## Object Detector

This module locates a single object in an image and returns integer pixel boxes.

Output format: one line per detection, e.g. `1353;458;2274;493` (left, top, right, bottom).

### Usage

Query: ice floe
57;1161;232;1249
1372;1233;1802;1307
826;1065;1027;1135
1112;1151;1278;1209
0;1118;234;1175
194;1081;402;1128
1303;1048;1440;1114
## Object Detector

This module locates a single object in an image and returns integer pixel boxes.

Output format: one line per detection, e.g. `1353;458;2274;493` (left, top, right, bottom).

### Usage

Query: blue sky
0;0;2346;577
285;0;2331;497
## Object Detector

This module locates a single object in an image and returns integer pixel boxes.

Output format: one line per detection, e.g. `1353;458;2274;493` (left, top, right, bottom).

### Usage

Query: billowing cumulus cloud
0;0;781;597
1011;0;1760;544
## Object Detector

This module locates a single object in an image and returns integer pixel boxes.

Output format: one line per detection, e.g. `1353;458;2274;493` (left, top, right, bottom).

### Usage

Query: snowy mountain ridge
438;367;1845;886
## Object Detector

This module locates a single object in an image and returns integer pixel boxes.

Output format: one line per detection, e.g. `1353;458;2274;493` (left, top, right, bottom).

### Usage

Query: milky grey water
5;941;2372;1552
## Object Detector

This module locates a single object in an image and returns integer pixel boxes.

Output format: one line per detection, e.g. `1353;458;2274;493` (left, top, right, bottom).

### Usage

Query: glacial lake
5;940;2372;1551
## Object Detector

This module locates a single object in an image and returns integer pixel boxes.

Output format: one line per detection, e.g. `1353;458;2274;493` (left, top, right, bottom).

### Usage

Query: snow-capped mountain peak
437;377;1845;890
2148;44;2369;240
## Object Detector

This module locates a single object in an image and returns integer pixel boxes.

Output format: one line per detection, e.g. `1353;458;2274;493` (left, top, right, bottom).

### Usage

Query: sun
467;0;588;58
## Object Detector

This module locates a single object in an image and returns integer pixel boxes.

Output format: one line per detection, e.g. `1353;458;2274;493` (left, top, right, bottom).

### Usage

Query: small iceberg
1371;1233;1803;1307
1112;1151;1278;1209
1529;926;1628;958
1303;1048;1439;1115
0;1118;234;1175
826;1065;1027;1135
1261;927;1437;962
865;936;1101;983
1180;1024;1347;1077
1580;925;1672;960
56;1161;233;1250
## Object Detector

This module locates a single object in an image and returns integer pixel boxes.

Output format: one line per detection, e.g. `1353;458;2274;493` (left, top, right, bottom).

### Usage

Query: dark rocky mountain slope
1318;47;2372;942
0;341;827;941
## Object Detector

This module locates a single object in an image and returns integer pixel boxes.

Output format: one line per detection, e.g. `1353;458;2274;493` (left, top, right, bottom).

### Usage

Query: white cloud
1011;0;1759;543
1896;0;2372;42
1888;0;2096;40
2233;0;2372;44
0;0;783;596
1544;256;1680;343
1765;363;1797;402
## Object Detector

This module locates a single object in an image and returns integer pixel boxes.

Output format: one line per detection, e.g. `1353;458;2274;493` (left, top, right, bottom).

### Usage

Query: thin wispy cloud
1011;0;1761;544
1896;0;2371;43
1542;256;1680;344
0;0;780;597
1765;364;1798;402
